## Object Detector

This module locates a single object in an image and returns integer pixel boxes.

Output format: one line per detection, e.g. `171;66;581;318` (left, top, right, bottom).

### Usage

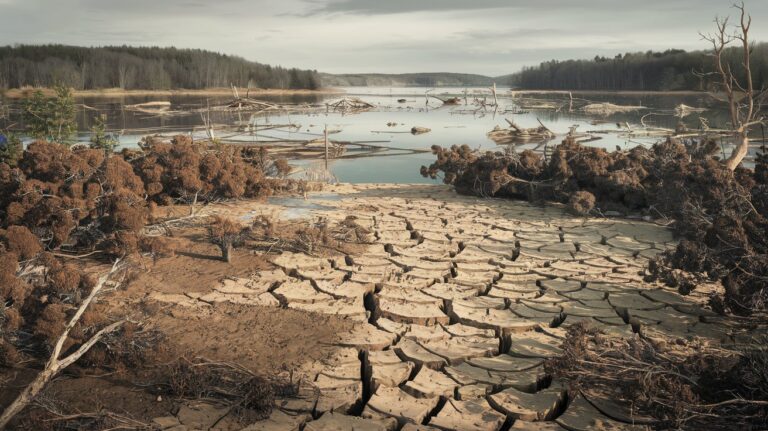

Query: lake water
2;87;756;183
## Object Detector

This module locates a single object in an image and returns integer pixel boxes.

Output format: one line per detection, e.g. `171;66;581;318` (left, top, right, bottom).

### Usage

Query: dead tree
0;261;125;429
702;2;766;170
208;216;248;263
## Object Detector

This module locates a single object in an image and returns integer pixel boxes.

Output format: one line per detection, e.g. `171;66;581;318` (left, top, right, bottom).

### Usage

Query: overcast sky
1;0;768;75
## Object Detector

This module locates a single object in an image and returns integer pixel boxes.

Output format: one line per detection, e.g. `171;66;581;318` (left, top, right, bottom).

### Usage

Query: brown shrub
2;225;42;260
1;306;22;332
568;191;596;216
139;236;178;259
34;303;68;345
208;216;248;263
0;252;30;304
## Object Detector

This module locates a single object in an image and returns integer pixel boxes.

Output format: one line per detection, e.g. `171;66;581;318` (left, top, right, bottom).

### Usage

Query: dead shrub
162;358;286;423
1;226;42;260
208;216;249;263
546;323;768;430
568;191;596;216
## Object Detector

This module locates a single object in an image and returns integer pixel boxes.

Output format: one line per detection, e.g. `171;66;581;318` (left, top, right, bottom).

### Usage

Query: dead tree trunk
0;261;125;429
221;242;233;263
703;3;765;170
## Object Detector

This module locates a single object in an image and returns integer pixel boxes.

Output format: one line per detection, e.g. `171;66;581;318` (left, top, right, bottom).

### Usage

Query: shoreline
508;89;708;97
1;87;345;99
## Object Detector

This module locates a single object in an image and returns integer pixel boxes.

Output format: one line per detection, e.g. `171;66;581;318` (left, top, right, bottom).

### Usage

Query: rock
411;126;431;135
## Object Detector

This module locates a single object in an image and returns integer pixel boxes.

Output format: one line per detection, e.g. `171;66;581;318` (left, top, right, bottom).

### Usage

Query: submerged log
581;103;645;116
488;119;555;144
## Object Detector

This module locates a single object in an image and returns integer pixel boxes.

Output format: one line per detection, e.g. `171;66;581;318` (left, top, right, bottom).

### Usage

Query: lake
1;87;755;183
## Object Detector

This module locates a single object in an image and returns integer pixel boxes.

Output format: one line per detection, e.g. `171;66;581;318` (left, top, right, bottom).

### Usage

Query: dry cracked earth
148;184;745;431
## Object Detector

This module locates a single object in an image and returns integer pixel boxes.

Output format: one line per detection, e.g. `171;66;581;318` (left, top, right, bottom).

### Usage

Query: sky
1;0;768;76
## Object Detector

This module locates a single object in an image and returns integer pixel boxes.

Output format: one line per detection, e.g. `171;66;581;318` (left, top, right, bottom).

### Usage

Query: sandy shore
1;87;345;99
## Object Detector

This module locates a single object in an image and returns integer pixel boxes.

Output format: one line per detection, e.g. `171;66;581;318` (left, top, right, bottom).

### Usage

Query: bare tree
0;261;125;429
702;2;766;170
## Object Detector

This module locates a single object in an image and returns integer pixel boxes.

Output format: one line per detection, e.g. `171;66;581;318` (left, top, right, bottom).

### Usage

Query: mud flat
124;183;765;430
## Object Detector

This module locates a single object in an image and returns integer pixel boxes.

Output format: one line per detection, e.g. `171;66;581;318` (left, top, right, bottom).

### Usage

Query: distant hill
0;44;321;90
320;72;498;87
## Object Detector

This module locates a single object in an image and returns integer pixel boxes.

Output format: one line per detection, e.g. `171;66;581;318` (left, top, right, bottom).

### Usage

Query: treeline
507;45;768;91
0;44;320;90
321;72;495;87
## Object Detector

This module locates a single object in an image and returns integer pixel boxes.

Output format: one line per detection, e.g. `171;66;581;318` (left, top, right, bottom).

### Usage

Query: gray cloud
1;0;767;76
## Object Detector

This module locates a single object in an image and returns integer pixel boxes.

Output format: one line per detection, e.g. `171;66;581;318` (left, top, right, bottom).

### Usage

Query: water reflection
1;87;760;184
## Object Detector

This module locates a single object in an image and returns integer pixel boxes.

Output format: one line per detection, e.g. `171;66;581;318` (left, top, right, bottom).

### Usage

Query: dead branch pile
546;323;768;430
160;358;300;424
327;97;374;113
249;215;371;256
487;119;555;144
421;138;768;315
222;98;279;112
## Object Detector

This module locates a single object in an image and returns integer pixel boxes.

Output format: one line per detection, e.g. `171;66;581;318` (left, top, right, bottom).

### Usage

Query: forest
320;72;495;87
506;44;768;91
0;45;321;90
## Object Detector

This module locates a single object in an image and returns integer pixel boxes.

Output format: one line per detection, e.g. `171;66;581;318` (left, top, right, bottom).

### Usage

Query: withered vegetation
422;138;768;316
0;135;310;403
546;323;768;430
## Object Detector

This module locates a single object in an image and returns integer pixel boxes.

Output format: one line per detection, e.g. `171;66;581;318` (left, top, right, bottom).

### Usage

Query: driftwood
425;90;461;106
327;97;374;113
411;126;431;135
675;104;707;118
0;261;126;429
488;118;556;144
125;101;173;115
581;103;645;116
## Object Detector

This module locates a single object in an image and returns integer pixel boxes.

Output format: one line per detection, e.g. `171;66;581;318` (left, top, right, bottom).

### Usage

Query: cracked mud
148;184;755;431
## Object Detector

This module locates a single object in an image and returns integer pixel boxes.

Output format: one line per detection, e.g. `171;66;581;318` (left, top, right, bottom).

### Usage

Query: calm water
2;87;753;183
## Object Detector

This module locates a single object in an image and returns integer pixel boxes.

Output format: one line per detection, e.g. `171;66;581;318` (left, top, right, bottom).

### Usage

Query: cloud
1;0;767;75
